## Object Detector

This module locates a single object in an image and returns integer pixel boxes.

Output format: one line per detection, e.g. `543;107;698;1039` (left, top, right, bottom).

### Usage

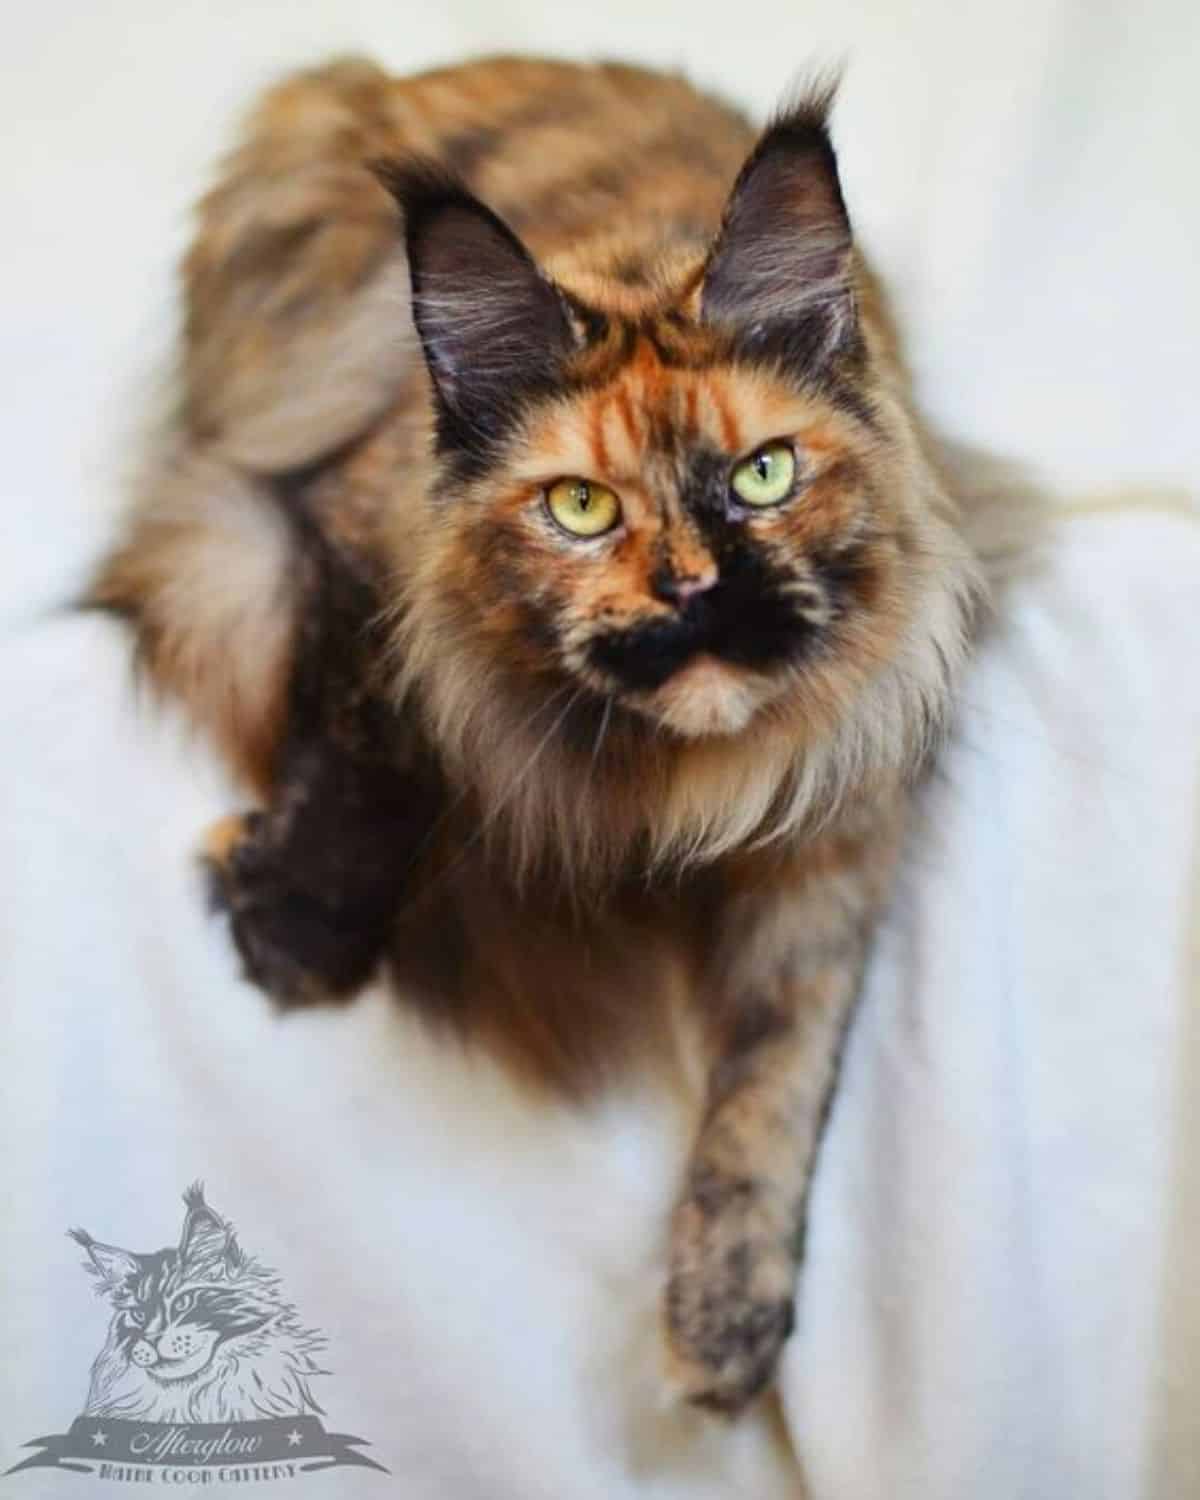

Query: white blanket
3;1;1198;1495
3;510;1198;1497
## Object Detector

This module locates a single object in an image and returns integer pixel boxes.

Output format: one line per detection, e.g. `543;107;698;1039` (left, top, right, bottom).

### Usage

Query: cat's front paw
663;1170;798;1415
201;813;386;1005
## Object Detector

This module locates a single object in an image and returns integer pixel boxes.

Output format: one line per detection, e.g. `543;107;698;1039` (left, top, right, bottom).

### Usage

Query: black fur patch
206;475;448;1005
810;535;884;618
588;450;817;691
376;161;582;477
587;547;813;690
701;85;860;382
205;737;443;1005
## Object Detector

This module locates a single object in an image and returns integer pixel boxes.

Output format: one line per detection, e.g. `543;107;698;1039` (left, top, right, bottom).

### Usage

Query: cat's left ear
379;163;582;463
701;86;857;371
68;1228;140;1295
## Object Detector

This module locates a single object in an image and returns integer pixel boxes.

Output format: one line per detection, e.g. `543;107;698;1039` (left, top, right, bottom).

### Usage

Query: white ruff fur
653;658;771;739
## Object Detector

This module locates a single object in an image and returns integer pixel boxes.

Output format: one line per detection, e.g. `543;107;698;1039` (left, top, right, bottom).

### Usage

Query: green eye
546;478;621;537
730;442;796;508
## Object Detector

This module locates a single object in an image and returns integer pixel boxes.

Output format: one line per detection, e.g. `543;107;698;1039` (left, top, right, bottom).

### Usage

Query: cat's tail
90;59;414;793
91;445;306;794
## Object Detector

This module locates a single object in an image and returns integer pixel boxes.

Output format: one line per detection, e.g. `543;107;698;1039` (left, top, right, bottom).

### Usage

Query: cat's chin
646;657;771;740
141;1345;218;1383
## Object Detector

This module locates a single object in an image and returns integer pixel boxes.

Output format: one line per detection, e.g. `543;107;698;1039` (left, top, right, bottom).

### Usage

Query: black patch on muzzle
589;534;815;692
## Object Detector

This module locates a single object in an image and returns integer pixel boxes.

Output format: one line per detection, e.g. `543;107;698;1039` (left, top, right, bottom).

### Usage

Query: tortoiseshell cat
95;57;986;1413
70;1185;326;1422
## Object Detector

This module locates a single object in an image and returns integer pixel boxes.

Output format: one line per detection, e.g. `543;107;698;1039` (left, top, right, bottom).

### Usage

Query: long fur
89;55;1031;1415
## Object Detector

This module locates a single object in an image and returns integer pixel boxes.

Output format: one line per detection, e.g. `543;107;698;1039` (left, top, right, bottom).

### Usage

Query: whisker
590;695;614;774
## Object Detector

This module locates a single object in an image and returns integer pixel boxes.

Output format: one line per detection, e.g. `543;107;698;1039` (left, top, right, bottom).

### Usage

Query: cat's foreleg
665;819;902;1413
202;696;444;1007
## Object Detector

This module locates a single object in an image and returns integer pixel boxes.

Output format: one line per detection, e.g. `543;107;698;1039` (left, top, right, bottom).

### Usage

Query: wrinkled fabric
3;513;1197;1498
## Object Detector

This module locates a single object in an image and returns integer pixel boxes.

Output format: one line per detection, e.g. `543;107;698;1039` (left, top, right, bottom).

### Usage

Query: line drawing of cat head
68;1183;329;1423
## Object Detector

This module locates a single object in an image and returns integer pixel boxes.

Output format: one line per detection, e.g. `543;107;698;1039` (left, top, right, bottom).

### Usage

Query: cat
69;1184;327;1422
93;56;993;1413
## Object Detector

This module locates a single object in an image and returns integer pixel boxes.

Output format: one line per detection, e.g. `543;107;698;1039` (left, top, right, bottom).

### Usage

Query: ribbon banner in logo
6;1415;387;1479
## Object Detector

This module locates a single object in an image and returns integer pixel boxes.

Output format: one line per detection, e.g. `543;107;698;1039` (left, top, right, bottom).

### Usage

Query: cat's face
389;103;940;745
72;1191;275;1386
422;337;883;740
101;1255;272;1383
384;99;978;867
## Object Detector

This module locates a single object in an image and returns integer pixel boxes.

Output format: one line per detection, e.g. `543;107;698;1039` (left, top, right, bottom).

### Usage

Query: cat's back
96;56;760;790
183;55;755;471
234;54;752;253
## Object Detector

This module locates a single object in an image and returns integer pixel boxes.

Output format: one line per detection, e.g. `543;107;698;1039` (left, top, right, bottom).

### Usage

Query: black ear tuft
182;1180;208;1213
69;1228;141;1294
179;1183;229;1264
702;81;857;373
375;160;578;465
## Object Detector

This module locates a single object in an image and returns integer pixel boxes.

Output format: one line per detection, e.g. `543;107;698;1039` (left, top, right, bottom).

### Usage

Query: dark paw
201;813;389;1005
663;1174;798;1415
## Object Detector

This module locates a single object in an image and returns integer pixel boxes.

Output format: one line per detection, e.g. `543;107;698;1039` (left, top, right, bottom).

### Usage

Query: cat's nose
651;566;718;608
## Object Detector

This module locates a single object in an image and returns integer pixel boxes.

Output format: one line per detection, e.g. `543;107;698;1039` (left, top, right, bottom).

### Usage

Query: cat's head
70;1185;279;1385
384;90;980;870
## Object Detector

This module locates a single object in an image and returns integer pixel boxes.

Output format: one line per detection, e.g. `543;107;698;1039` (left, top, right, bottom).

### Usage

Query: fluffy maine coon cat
69;1185;326;1422
94;57;990;1413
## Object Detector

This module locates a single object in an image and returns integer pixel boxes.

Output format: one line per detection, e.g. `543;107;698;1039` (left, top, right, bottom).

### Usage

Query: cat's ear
701;85;857;371
378;163;580;462
68;1228;140;1296
179;1181;230;1265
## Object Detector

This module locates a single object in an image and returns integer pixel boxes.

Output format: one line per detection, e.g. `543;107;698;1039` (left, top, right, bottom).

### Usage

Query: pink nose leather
652;568;719;607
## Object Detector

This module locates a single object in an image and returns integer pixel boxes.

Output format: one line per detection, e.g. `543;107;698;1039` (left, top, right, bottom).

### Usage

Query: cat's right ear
179;1182;231;1265
377;163;580;465
68;1228;139;1295
700;83;857;373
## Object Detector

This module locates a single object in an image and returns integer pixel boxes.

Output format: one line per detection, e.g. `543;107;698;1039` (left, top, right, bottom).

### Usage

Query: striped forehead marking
612;385;642;450
577;335;749;478
706;377;742;454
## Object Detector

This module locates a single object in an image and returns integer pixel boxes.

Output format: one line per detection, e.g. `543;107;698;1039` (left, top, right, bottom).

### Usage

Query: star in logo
90;1429;108;1448
286;1429;303;1448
